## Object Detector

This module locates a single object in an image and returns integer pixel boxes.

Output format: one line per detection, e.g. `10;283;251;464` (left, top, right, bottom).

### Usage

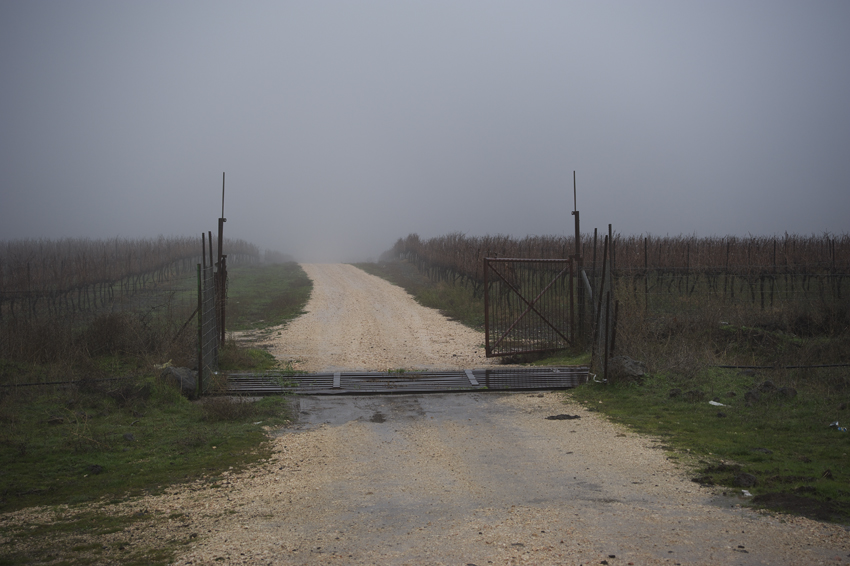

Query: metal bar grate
224;367;588;395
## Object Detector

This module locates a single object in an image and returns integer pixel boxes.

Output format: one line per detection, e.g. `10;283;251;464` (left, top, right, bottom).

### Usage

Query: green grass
0;261;310;564
557;367;850;522
0;261;309;512
0;507;180;566
0;380;293;564
217;342;280;372
225;262;312;331
0;380;292;512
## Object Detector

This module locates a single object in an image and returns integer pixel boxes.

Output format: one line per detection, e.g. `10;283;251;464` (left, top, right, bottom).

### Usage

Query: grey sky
1;1;848;262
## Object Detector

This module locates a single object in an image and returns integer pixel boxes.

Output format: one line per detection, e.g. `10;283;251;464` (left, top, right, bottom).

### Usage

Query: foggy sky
1;1;848;262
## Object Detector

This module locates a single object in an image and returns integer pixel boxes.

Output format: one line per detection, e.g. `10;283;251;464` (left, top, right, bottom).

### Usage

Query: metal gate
484;258;574;357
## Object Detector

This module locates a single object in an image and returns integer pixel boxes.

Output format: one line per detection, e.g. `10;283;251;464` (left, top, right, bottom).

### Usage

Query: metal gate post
572;171;584;343
484;258;491;357
196;261;202;399
570;258;575;341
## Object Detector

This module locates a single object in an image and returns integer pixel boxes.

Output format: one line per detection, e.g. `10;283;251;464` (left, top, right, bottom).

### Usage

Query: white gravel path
256;263;500;372
163;392;846;565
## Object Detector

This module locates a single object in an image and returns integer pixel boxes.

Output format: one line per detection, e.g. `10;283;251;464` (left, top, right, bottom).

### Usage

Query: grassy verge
354;260;485;329
0;379;291;511
225;261;312;331
0;388;291;565
0;261;311;564
547;363;850;523
1;506;185;566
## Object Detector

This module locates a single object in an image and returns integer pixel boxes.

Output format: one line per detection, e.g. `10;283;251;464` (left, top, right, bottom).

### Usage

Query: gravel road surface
258;263;500;372
169;392;848;565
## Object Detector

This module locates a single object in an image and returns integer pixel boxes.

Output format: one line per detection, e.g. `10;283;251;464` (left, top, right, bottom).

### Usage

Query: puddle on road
281;392;518;433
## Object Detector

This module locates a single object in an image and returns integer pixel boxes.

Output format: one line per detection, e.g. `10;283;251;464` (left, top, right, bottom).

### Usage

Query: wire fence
198;263;218;395
606;268;848;326
0;234;257;391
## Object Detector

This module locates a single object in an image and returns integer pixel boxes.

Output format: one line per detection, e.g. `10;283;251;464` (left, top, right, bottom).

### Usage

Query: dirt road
10;263;843;564
175;264;850;564
170;393;848;565
259;263;500;372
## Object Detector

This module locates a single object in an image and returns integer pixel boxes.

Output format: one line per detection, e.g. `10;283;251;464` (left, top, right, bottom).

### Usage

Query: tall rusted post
571;171;584;343
644;236;649;311
217;172;227;345
569;258;575;341
484;258;490;356
218;222;224;266
603;290;611;383
220;254;227;344
196;260;202;399
591;235;609;374
592;228;598;287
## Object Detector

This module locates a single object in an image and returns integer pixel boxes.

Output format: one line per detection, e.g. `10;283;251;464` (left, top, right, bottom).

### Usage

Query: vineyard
0;237;259;321
0;236;260;369
388;232;849;310
385;231;850;369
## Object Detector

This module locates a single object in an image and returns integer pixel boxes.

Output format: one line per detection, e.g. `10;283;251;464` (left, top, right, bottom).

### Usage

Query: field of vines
386;231;850;352
0;236;260;322
389;232;848;303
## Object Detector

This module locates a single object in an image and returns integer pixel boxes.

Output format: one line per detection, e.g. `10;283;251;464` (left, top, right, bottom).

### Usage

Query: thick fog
1;1;848;262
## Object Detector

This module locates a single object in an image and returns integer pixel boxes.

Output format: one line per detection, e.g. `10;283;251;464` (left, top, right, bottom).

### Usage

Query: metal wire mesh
198;264;218;395
591;254;614;379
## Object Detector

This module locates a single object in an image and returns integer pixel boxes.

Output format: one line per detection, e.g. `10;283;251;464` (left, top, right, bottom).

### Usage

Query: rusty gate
484;258;575;357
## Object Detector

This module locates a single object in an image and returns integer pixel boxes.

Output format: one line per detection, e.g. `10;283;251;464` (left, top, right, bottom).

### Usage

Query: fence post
604;290;611;383
591;235;609;375
570;258;575;341
592;228;598;289
484;258;490;356
218;172;227;346
196;262;202;399
611;299;619;354
220;255;227;345
644;236;649;311
572;171;584;344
